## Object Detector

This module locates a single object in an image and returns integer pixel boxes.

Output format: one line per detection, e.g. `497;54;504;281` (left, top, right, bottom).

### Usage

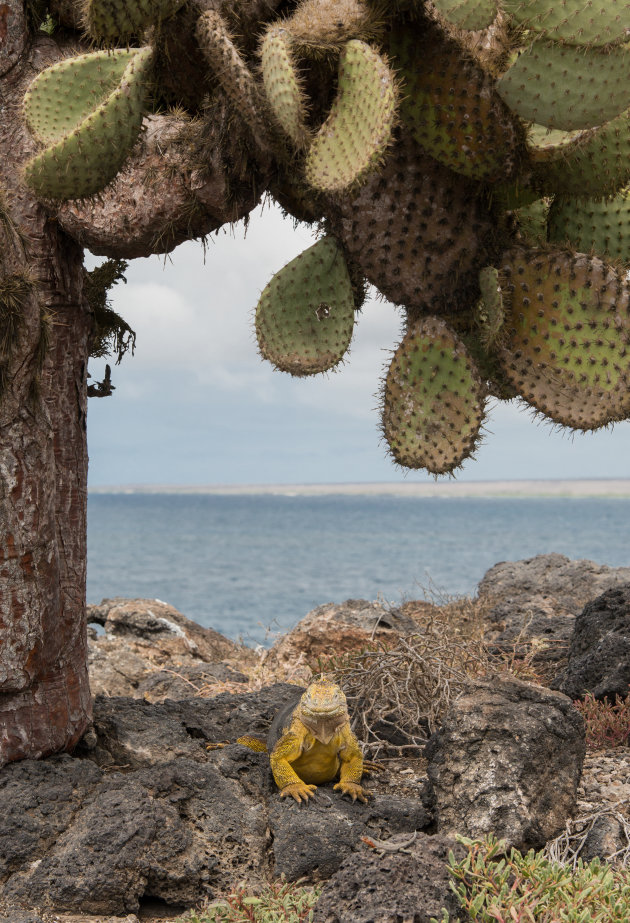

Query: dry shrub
154;652;309;700
573;690;630;750
315;592;569;755
315;596;493;755
546;808;630;869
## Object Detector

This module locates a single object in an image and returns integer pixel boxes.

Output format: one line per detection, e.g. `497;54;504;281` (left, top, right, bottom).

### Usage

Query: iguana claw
334;780;369;803
280;782;317;803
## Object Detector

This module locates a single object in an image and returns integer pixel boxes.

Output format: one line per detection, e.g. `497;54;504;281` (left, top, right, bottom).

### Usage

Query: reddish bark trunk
0;22;91;764
0;254;92;762
0;4;262;765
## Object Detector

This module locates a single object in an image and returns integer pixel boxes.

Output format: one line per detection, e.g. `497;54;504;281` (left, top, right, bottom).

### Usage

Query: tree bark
0;26;92;764
0;9;263;765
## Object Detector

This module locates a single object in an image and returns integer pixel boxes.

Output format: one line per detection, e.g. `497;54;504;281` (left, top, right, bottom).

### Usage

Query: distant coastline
88;479;630;498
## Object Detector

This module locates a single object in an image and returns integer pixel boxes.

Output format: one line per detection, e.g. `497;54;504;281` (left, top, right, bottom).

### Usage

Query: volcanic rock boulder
425;676;585;850
0;686;435;915
551;585;630;701
312;832;465;923
271;792;431;881
478;554;630;623
87;597;254;699
478;554;630;674
262;598;420;682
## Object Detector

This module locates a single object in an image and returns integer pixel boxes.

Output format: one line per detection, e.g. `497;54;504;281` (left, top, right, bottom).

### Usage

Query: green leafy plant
573;689;630;750
182;879;321;923
433;834;630;922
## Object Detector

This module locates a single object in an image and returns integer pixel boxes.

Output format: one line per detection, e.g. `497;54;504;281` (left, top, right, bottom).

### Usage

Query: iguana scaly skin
236;679;369;804
269;679;367;804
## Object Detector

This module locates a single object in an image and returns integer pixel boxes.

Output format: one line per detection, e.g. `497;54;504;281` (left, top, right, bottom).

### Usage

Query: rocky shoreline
1;553;629;923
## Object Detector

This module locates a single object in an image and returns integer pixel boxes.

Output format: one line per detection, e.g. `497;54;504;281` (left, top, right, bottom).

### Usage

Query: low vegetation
180;879;320;923
434;834;630;923
574;690;630;750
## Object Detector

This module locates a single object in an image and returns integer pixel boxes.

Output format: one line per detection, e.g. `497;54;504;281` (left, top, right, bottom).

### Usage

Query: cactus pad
498;41;630;131
23;47;152;200
381;317;487;473
390;26;522;181
332;133;496;312
497;248;630;428
547;190;630;265
532;110;630;198
82;0;185;40
501;0;630;47
197;11;269;147
526;124;587;165
430;0;497;30
260;27;310;148
304;40;397;193
255;236;356;376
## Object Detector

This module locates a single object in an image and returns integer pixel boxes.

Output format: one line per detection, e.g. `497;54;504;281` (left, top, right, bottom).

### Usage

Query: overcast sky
86;202;630;487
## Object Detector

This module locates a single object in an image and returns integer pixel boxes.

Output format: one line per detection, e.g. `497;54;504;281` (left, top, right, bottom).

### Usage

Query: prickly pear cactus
497;42;630;131
255;237;356;375
23;47;153;200
19;0;630;474
260;26;310;148
495;248;630;429
304;39;398;193
82;0;185;41
547;190;630;265
382;317;487;473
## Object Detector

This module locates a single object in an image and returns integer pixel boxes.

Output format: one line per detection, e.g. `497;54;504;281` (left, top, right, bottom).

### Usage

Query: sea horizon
87;485;630;644
87;477;630;499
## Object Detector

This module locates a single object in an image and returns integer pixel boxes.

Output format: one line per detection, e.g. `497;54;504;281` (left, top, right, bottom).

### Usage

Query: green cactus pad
255;236;356;376
548;190;630;265
390;25;522;181
501;0;630;47
260;26;310;148
532;110;630;198
304;39;397;194
497;248;630;429
526;124;587;164
83;0;185;40
196;11;269;147
23;47;152;200
497;41;630;131
430;0;497;30
381;316;487;474
331;133;496;312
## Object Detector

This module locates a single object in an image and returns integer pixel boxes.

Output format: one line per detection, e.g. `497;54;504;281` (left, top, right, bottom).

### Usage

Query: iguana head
298;680;348;742
300;679;347;718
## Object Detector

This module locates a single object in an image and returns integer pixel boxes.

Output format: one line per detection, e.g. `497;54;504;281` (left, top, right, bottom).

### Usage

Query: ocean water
86;493;630;647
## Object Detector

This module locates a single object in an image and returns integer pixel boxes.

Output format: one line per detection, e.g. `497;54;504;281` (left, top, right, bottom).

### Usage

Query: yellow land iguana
216;679;378;804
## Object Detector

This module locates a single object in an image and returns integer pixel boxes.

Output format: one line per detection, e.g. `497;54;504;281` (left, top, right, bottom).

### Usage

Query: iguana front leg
334;725;369;803
269;730;317;803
